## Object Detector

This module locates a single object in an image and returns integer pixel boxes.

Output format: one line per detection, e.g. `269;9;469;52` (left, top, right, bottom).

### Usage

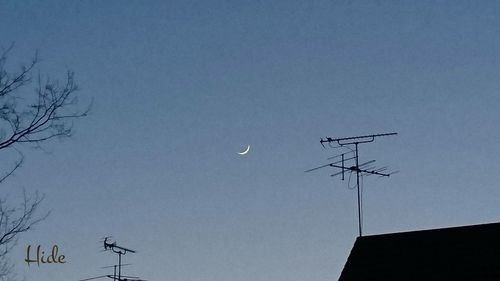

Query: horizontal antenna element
321;132;397;147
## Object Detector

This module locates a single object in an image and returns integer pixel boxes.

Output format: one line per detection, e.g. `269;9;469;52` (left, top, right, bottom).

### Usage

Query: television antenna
79;238;146;281
306;132;398;237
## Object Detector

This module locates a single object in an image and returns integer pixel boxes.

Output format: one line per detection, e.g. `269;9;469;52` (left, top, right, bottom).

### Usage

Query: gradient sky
1;1;500;281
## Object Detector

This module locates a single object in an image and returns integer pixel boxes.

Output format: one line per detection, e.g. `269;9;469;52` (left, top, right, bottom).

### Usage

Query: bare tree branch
0;153;23;185
0;48;88;153
0;191;49;280
0;46;89;279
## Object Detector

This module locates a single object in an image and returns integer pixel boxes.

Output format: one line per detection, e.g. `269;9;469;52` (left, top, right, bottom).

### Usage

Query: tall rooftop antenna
306;132;398;237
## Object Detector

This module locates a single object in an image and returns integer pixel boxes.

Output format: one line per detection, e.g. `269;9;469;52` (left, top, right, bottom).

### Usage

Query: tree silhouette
0;45;89;280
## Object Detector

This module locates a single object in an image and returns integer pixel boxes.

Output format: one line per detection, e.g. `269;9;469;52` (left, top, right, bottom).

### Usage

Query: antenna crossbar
321;132;397;147
304;156;356;173
326;163;391;177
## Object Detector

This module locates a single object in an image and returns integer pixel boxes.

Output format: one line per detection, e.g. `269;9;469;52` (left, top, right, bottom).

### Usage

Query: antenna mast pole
355;143;361;236
118;252;122;280
319;132;397;237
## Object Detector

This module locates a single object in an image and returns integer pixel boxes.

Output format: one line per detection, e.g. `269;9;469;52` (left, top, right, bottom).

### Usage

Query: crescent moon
238;145;250;155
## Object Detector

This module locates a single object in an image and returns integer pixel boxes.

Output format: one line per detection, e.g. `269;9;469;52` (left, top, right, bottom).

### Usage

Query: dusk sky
1;1;500;281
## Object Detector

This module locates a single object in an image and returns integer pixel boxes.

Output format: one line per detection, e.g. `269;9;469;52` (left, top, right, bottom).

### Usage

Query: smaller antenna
80;238;144;281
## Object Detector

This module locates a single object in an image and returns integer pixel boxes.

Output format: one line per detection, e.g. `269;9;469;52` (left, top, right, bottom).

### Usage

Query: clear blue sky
1;1;500;281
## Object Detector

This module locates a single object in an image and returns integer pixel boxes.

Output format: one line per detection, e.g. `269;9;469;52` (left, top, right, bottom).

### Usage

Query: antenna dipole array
79;238;146;281
307;132;398;237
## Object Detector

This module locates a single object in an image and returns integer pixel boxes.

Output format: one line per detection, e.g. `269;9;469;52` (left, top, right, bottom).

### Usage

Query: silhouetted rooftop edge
338;221;500;281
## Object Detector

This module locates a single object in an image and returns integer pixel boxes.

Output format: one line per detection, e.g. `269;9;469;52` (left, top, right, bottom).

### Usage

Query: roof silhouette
338;222;500;281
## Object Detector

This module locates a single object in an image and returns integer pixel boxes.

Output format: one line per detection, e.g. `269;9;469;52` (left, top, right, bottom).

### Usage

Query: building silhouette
338;222;500;281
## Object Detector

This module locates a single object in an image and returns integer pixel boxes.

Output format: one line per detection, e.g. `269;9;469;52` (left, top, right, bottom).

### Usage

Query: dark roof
338;222;500;281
